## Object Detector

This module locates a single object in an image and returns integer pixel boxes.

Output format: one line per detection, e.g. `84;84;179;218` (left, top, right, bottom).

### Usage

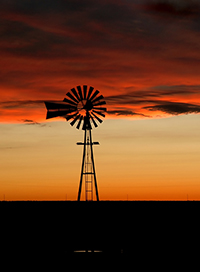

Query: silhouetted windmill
44;85;106;201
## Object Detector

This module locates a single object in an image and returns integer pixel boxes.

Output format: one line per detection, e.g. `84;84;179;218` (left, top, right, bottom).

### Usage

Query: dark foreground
1;201;199;254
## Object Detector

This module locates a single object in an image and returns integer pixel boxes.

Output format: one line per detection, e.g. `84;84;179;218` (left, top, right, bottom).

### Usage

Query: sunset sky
1;0;200;200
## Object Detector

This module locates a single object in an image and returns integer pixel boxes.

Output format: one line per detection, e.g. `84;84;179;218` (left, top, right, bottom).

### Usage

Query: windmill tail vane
44;85;106;201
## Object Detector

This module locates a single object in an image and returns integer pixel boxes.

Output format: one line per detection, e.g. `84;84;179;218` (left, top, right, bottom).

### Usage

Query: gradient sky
1;0;200;200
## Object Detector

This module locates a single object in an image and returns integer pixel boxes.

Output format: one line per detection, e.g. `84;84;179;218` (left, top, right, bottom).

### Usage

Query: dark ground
1;201;200;255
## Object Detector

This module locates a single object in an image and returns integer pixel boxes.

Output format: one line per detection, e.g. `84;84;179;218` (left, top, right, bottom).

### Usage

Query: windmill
44;85;106;201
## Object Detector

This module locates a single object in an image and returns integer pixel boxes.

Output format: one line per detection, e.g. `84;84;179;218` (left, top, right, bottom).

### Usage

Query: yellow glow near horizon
1;115;200;201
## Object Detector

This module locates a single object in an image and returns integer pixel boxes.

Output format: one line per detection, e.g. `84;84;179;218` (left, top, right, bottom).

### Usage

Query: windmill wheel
45;85;106;130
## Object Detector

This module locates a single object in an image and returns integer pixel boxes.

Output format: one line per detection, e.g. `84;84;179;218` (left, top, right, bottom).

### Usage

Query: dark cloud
106;85;200;105
105;85;200;117
22;119;39;124
0;18;76;60
0;0;162;61
144;101;200;115
107;110;147;117
0;100;45;109
148;85;200;97
21;119;47;127
0;0;200;62
144;0;200;17
1;0;94;15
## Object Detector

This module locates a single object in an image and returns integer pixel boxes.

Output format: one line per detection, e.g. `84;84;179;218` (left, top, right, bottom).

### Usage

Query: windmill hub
77;100;93;115
77;100;87;114
84;100;93;111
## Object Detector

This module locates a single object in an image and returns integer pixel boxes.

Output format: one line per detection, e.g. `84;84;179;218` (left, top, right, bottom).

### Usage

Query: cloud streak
144;101;200;115
0;100;44;109
105;84;200;117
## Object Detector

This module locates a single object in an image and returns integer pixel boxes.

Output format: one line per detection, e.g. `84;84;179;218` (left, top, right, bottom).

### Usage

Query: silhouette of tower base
77;129;99;201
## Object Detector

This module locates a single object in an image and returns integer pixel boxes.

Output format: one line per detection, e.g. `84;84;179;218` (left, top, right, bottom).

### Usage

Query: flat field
1;201;199;254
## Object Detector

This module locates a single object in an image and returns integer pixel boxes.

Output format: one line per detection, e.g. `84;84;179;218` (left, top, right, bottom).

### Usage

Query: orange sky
1;0;200;200
1;116;200;201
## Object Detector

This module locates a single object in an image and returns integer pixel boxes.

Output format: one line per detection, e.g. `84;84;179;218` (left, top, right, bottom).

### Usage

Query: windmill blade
77;86;83;101
66;92;79;103
93;100;106;106
44;101;76;111
93;107;107;112
63;97;77;106
89;90;99;102
70;114;81;127
83;85;87;99
89;113;98;128
91;95;104;104
86;86;94;100
65;112;78;121
46;110;75;119
92;109;105;118
76;115;83;129
91;112;103;123
71;88;81;101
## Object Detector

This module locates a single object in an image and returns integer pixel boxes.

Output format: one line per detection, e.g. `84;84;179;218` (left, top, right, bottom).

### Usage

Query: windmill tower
44;85;106;201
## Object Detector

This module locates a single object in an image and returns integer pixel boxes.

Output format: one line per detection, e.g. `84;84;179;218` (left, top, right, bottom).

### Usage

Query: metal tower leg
77;129;87;201
89;129;99;201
